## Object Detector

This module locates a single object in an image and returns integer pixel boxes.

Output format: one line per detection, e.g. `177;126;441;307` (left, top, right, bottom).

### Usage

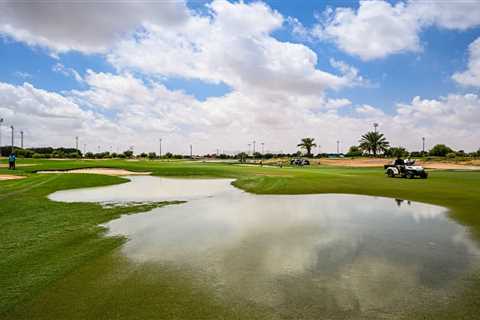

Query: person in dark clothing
8;153;16;170
394;156;405;173
394;156;405;166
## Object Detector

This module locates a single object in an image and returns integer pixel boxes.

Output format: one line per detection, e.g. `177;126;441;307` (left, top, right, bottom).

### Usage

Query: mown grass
1;158;480;319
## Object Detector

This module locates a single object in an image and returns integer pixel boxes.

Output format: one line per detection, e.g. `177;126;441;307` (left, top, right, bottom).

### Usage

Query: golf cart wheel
387;170;395;178
420;172;428;179
406;173;414;179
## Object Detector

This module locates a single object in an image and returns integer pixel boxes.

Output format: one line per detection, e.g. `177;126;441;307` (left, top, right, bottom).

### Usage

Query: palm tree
297;138;317;157
359;131;389;156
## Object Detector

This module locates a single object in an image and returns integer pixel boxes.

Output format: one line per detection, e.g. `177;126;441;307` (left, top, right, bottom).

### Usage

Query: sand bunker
316;158;479;170
0;174;26;181
37;168;151;176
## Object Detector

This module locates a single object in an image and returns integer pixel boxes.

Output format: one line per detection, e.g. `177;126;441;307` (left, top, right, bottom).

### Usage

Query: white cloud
1;78;479;154
52;63;82;82
355;104;385;118
410;1;480;30
452;37;480;87
0;1;479;153
314;1;420;60
0;1;189;53
312;0;480;60
108;0;362;97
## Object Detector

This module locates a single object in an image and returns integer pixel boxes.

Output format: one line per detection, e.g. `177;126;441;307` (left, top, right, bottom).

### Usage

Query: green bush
148;152;157;159
32;153;51;159
429;144;454;157
446;152;456;159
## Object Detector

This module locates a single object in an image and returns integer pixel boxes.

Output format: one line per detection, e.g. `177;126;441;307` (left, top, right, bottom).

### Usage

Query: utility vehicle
384;159;428;179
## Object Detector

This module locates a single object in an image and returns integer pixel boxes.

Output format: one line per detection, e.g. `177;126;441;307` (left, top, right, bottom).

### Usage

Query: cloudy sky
0;0;479;154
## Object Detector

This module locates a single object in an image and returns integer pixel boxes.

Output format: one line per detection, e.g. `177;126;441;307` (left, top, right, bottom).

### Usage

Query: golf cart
290;158;310;166
384;159;428;179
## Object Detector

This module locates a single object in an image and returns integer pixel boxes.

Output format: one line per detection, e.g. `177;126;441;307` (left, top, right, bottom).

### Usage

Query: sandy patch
37;168;151;176
317;158;388;167
0;174;26;181
418;162;480;170
316;158;479;170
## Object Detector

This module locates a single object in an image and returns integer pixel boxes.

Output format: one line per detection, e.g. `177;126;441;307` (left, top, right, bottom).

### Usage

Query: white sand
0;174;26;180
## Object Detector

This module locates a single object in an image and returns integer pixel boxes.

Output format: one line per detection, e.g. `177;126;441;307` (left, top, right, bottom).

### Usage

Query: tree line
297;131;480;158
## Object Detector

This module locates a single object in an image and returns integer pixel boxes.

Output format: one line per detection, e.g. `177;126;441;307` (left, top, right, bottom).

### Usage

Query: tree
297;138;317;157
385;146;408;158
346;145;363;157
359;131;390;156
429;144;454;157
148;152;157;159
123;150;134;158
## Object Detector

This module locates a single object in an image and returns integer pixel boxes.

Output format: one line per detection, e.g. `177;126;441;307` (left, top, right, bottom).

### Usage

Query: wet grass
1;158;480;319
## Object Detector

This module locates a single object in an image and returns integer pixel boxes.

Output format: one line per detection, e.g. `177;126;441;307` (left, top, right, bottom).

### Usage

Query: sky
0;0;479;154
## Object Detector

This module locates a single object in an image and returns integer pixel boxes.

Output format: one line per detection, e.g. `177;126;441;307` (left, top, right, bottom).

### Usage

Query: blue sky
0;0;479;153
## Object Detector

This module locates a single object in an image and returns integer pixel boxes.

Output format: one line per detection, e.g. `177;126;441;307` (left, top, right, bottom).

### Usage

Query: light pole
336;140;340;155
20;131;24;148
75;136;79;150
190;144;193;158
261;142;264;154
248;143;251;156
0;118;3;147
159;138;162;157
10;125;14;153
422;137;425;154
373;123;379;133
253;140;256;154
83;144;86;155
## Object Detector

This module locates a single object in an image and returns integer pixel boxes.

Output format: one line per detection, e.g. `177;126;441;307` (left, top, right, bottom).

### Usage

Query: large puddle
44;176;480;318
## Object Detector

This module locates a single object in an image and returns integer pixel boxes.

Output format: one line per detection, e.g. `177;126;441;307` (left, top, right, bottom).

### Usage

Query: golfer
8;153;16;170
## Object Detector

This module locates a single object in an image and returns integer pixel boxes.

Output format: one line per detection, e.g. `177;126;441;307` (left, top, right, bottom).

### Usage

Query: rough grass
1;158;480;319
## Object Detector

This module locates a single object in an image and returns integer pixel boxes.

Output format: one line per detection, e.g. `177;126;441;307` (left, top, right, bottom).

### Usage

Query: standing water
36;177;480;319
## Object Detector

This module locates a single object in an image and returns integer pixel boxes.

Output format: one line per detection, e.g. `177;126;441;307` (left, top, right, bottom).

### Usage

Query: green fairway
1;158;480;319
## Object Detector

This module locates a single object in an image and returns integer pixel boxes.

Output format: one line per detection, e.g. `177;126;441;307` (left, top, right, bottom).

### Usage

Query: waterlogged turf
1;159;480;319
10;176;480;319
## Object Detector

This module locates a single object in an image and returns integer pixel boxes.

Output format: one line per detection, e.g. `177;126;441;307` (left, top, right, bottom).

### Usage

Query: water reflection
52;177;480;316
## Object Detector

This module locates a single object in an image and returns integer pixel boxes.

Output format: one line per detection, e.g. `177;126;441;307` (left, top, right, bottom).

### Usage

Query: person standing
8;153;16;170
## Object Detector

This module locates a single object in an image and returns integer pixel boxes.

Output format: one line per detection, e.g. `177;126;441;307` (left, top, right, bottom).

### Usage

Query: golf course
1;158;480;319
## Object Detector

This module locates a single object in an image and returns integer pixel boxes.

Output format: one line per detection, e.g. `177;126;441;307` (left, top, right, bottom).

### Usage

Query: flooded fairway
25;177;480;319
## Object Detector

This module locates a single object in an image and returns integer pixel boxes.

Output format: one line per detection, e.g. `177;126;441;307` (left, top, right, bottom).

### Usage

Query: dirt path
0;174;26;181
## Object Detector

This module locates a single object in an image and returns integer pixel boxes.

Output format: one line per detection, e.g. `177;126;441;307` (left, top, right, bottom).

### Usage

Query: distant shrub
123;150;133;158
148;152;157;159
429;144;454;157
32;153;51;159
446;152;456;159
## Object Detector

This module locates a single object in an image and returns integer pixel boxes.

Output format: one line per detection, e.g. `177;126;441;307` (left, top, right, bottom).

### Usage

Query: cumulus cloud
0;1;189;53
452;37;480;87
108;0;360;97
1;77;479;154
52;63;82;82
313;1;420;60
0;0;479;153
312;0;480;60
